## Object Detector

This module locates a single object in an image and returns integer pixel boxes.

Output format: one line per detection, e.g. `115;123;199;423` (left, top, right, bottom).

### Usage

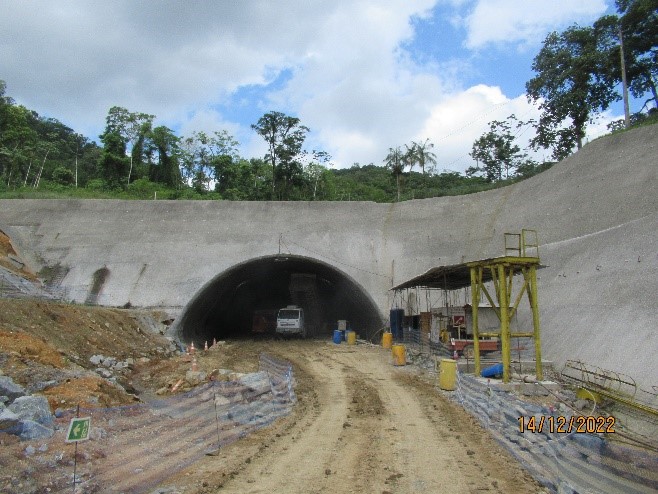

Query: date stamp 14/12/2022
518;415;616;434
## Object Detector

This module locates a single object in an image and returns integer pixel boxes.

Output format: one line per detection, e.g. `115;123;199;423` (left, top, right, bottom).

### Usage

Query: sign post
66;417;91;443
66;406;91;492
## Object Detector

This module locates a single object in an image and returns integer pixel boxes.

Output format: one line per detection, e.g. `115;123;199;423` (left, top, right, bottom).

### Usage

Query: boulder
0;404;21;434
19;420;54;440
0;376;26;402
9;395;54;427
96;368;113;379
7;396;55;440
185;370;207;386
237;372;272;398
102;356;117;368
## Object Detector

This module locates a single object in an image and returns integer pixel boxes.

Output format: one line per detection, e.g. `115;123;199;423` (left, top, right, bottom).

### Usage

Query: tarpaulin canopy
391;256;543;292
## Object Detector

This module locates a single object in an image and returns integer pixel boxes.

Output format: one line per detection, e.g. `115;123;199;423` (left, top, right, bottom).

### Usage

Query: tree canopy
467;116;538;182
527;25;620;160
526;0;657;160
251;111;310;200
2;0;657;208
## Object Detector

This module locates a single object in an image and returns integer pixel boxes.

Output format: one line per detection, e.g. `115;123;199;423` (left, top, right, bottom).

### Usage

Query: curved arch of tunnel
176;254;384;344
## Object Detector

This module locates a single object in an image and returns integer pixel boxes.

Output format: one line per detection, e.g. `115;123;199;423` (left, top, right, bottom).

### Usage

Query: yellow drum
382;332;393;349
391;344;406;366
438;358;457;391
346;330;357;345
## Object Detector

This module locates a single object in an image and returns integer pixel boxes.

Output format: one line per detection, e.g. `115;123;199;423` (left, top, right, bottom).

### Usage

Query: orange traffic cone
213;338;217;347
190;342;196;355
192;356;198;372
204;341;208;351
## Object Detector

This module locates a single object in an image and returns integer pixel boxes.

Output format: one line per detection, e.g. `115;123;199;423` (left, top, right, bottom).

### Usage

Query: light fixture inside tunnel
174;254;384;345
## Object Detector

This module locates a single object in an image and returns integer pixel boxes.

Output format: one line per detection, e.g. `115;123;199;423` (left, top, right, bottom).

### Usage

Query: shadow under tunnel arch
174;254;384;345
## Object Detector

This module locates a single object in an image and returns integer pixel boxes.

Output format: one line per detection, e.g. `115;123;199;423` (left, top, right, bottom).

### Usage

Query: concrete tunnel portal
175;254;384;345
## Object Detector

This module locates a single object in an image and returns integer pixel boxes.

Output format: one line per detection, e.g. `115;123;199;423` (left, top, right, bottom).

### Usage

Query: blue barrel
481;363;504;378
389;309;404;339
333;329;342;344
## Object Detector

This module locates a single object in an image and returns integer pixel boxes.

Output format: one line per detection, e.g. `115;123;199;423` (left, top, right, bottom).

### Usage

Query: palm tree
384;146;404;201
404;144;417;174
411;138;437;174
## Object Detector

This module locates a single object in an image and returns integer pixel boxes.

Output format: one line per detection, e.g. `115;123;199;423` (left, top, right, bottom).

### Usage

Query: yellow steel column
470;266;481;376
498;263;511;383
528;265;543;380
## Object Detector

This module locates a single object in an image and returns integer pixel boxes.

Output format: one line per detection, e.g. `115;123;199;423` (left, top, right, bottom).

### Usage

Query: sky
0;0;626;173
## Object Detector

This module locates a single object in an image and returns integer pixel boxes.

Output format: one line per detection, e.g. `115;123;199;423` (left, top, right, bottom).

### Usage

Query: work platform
392;230;544;383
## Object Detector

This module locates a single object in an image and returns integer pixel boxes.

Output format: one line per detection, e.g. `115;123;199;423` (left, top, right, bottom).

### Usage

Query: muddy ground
0;297;546;493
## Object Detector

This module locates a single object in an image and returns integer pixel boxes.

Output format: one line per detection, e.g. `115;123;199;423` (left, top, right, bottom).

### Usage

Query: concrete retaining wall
0;124;656;391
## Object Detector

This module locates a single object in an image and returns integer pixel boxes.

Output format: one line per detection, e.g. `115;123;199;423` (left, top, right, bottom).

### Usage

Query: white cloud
418;85;543;172
237;0;448;167
585;110;622;143
0;1;325;137
0;0;617;175
463;0;609;49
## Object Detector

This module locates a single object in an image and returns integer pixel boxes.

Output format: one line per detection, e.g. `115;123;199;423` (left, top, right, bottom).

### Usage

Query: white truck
276;305;306;338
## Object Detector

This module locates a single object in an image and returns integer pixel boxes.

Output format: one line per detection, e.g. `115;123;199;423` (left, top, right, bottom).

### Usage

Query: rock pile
0;375;54;440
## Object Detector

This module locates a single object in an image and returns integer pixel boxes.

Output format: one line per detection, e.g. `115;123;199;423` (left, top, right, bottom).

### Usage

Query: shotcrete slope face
176;254;383;342
0;124;656;391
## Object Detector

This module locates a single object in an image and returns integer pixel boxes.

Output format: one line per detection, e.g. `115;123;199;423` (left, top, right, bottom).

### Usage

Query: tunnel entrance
174;254;384;345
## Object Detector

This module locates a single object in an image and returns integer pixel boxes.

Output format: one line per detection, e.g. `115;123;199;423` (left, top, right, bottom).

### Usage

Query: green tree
251;111;309;200
618;0;658;110
51;166;75;185
410;138;437;175
303;151;333;200
402;144;417;174
247;158;273;200
595;1;658;122
71;136;102;187
148;126;182;188
467;116;537;182
0;80;10;106
384;146;404;201
0;104;39;187
527;25;620;160
179;130;240;192
98;130;129;188
99;106;154;186
32;132;60;188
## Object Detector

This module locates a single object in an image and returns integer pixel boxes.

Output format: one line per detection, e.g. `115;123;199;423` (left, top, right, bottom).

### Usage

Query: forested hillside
0;84;546;203
0;0;656;202
0;72;654;202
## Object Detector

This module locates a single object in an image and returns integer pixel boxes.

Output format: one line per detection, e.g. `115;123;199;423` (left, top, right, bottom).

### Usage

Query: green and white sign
65;417;91;443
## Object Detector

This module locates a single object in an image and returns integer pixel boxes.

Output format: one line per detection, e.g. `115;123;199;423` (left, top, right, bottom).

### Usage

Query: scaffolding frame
391;229;543;383
468;260;542;382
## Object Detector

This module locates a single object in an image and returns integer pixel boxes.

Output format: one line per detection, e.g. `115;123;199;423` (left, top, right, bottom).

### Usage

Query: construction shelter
391;230;543;383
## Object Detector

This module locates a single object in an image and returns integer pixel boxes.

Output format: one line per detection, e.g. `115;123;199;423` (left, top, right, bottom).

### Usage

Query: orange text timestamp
518;415;616;434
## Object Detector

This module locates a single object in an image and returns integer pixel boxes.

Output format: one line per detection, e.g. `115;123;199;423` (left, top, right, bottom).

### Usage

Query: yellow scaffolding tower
468;229;542;382
390;229;543;384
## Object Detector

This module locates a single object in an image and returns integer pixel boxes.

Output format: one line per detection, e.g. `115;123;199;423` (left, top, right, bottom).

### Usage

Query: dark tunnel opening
174;255;384;345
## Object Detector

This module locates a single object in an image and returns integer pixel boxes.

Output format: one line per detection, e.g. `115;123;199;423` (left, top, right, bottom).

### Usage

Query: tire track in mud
332;348;458;493
218;347;350;493
165;341;544;494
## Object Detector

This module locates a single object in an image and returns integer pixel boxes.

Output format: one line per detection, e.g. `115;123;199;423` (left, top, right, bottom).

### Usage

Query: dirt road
166;340;544;494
